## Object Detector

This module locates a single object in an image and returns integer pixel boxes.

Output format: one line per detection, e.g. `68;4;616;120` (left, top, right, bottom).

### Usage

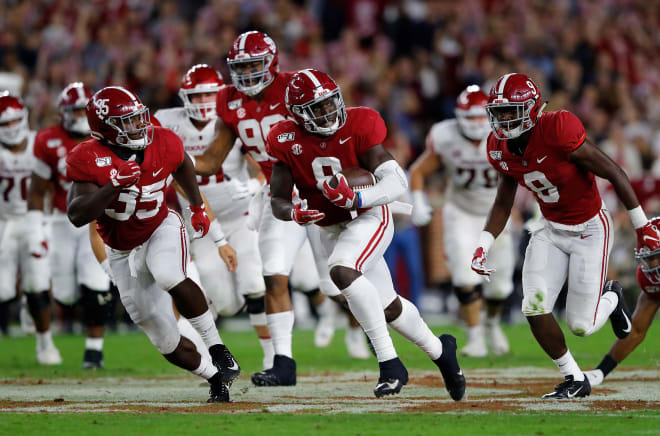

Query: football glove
110;160;141;188
190;204;210;239
291;199;325;226
471;246;495;282
411;190;433;226
322;174;356;209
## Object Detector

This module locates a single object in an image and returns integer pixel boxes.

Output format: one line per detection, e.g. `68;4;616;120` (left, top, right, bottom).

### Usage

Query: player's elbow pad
359;160;408;208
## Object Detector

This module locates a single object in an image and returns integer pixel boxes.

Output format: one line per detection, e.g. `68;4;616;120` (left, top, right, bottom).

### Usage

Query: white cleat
584;369;604;386
37;345;62;365
345;327;370;359
314;314;335;348
460;337;488;357
486;323;510;355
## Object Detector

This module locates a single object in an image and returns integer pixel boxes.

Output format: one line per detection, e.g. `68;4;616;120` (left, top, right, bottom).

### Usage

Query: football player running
154;64;275;370
472;73;652;399
66;86;239;402
585;217;660;386
267;69;466;400
28;82;113;369
0;92;61;365
410;85;514;357
191;31;346;386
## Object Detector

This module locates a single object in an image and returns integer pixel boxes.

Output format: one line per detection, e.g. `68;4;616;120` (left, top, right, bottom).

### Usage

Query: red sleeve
33;131;50;162
66;147;101;184
265;126;285;164
163;128;185;167
551;110;586;155
151;116;162;127
355;107;387;155
215;87;232;125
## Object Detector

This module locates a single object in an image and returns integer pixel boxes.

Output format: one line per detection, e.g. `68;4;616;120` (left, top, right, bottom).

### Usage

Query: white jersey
154;108;249;223
0;131;36;218
426;119;498;215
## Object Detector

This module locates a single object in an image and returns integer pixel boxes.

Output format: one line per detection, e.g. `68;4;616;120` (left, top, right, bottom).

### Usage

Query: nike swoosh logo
567;385;583;398
580;234;592;239
643;235;659;243
153;168;163;177
377;381;400;390
269;103;281;110
457;370;463;376
228;359;239;371
537;156;548;163
622;313;631;333
116;174;135;180
339;137;351;144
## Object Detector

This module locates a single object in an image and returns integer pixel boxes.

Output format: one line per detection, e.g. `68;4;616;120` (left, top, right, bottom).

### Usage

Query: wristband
477;231;495;252
412;190;427;206
628;205;647;229
357;191;362;208
208;219;227;247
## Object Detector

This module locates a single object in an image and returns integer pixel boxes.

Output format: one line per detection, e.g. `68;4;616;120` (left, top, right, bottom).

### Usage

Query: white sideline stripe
497;73;515;95
301;69;322;87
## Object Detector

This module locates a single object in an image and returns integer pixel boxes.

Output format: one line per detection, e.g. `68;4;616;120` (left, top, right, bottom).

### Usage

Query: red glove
190;204;210;239
110;160;141;188
636;221;660;253
471;247;495;282
322;174;356;209
291;200;325;226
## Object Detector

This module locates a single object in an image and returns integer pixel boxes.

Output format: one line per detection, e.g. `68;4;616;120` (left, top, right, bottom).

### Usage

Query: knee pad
454;285;482;305
81;285;113;328
246;295;265;314
26;291;51;312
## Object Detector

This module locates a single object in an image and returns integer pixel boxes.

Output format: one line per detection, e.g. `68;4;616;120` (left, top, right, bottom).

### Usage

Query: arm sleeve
358;159;409;208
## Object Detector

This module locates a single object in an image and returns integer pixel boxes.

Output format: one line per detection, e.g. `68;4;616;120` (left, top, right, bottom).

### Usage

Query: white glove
470;231;496;282
26;210;48;258
100;258;116;285
411;190;433;226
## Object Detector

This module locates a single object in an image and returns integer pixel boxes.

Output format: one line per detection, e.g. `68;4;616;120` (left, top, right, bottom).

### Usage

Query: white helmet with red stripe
486;73;545;140
58;82;93;135
635;216;660;284
455;85;489;140
285;69;346;136
179;64;224;121
0;91;29;146
226;31;278;97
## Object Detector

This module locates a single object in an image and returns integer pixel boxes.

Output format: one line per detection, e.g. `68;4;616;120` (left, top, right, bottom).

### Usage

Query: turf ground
1;322;659;435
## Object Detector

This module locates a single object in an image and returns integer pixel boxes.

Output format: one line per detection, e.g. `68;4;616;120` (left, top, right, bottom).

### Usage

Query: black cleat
542;374;591;399
209;344;240;386
434;334;466;401
82;349;104;369
208;374;230;403
251;355;296;386
374;357;408;398
604;280;632;339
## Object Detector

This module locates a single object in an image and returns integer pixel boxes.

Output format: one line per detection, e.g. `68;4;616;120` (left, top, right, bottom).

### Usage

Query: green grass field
1;322;659;435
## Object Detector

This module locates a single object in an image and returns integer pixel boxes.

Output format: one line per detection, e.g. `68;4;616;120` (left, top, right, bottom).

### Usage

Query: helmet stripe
301;69;322;88
105;86;138;101
238;32;249;53
497;73;515;95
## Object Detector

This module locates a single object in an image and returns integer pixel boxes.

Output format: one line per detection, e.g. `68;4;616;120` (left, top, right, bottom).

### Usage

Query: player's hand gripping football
110;160;141;188
291;199;325;226
635;221;660;253
190;204;210;239
471;246;496;282
322;174;356;209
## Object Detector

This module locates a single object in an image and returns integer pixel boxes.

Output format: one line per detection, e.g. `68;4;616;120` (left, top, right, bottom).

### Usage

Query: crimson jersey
487;110;601;225
66;127;184;250
267;107;386;226
216;72;294;182
33;125;86;212
636;267;660;302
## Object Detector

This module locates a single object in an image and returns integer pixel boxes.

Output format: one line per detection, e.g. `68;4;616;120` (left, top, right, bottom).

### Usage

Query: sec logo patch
237;108;246;119
291;144;303;155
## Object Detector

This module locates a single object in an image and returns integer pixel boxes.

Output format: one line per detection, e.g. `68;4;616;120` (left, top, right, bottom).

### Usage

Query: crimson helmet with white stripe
0;91;29;146
455;85;489;140
486;73;544;140
286;69;346;136
58;82;93;135
179;64;224;121
226;31;278;97
635;217;660;284
86;86;153;150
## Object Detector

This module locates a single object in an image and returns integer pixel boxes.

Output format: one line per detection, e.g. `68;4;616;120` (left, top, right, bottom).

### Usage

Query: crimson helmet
0;91;29;146
226;31;278;97
455;85;490;140
286;69;346;136
635;217;660;284
58;82;93;135
486;73;545;140
179;64;224;121
86;86;153;150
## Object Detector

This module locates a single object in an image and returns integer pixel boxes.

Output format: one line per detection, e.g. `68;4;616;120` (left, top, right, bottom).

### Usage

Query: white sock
267;311;294;357
177;317;211;361
36;330;53;350
188;310;223;348
467;324;484;342
592;291;619;333
259;337;275;369
85;337;104;351
553;349;584;381
249;312;267;327
342;275;397;362
315;297;334;319
388;297;443;360
191;354;219;380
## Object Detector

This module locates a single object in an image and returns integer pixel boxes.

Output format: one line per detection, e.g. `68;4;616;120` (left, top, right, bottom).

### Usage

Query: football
328;167;376;191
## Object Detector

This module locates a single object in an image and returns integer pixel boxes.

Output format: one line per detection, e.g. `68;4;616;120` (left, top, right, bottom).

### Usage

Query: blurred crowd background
1;0;658;327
